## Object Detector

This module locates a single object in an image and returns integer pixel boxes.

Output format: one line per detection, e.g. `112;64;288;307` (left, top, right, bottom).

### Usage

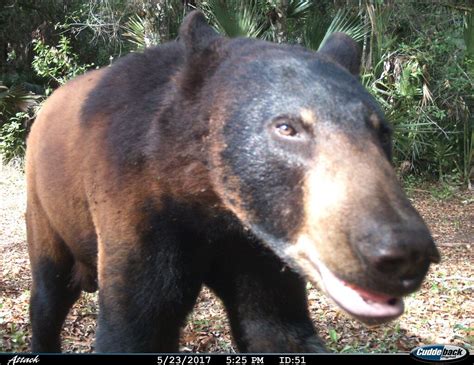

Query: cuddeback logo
410;344;469;362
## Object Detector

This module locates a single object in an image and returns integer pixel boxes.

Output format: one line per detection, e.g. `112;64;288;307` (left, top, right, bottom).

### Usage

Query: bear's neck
144;96;221;210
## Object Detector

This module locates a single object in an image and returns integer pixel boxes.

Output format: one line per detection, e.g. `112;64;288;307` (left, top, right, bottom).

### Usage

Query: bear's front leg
205;234;327;353
94;211;205;352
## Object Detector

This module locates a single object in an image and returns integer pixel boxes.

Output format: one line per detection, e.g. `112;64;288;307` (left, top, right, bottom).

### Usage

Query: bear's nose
369;244;435;276
355;224;440;288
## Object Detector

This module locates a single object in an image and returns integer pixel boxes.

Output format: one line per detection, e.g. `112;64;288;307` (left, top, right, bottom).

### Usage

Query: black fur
30;257;81;352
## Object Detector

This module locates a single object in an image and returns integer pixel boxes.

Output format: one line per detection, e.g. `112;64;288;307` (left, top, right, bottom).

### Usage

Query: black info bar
1;353;473;365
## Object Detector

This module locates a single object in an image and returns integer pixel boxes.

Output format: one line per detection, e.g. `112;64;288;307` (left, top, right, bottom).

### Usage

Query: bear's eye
276;123;297;137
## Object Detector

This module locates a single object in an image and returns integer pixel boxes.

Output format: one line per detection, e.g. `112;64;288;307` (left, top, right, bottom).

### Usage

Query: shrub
32;35;93;95
0;112;30;163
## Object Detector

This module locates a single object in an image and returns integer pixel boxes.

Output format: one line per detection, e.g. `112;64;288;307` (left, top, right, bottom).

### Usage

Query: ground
0;161;472;353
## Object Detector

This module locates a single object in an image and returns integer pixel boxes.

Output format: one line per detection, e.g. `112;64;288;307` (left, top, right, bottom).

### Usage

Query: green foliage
328;328;339;343
0;112;29;163
201;0;313;41
303;7;367;51
0;84;39;161
123;15;156;51
286;0;312;19
462;12;473;188
5;322;27;350
464;12;474;58
362;4;472;184
202;0;269;39
454;324;474;348
32;36;93;94
0;84;39;126
0;0;84;81
1;1;471;183
122;0;186;50
317;9;368;50
429;183;457;201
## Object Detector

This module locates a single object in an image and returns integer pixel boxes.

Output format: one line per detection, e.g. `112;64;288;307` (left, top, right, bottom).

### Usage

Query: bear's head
180;11;440;325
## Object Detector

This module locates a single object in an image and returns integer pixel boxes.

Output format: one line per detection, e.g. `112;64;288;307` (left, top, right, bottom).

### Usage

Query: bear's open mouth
313;258;404;324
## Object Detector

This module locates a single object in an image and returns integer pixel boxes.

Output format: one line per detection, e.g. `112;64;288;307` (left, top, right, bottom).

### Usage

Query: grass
402;174;463;201
429;184;458;201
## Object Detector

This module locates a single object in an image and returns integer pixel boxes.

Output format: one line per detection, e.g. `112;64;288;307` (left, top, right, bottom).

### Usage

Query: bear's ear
179;11;221;55
318;32;361;76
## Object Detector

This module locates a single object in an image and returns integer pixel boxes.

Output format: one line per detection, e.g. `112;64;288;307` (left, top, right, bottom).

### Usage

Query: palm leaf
303;12;331;51
366;3;395;76
123;15;147;50
303;8;367;51
123;14;162;50
0;84;39;125
318;8;368;50
206;0;267;38
287;0;312;19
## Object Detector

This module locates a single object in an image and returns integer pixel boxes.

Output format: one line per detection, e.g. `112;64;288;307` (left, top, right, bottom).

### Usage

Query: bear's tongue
314;259;404;324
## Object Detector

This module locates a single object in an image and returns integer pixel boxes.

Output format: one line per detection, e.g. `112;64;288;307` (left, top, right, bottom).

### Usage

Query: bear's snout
353;218;440;295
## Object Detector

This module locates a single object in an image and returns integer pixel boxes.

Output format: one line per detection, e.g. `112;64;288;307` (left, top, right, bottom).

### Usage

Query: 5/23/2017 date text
156;355;307;365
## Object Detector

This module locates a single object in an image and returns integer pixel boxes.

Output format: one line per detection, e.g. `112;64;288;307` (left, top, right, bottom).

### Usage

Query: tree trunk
274;0;288;43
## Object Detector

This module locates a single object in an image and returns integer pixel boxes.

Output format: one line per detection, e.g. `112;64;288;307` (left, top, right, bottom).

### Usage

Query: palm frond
287;0;312;19
206;0;266;38
123;15;150;50
123;14;160;50
0;84;39;125
366;3;395;76
318;9;368;50
303;8;367;51
303;13;331;51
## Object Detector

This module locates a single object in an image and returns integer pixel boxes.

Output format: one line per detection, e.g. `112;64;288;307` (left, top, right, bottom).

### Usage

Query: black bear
26;11;440;353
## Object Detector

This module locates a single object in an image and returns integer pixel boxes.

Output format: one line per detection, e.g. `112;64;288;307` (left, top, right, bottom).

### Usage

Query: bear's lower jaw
314;257;404;325
283;238;404;325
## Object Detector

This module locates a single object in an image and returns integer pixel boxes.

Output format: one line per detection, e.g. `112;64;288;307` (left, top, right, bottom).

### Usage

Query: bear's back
81;42;185;167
